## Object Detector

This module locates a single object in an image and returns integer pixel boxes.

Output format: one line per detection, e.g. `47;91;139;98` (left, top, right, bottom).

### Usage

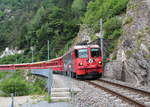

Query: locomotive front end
73;45;103;79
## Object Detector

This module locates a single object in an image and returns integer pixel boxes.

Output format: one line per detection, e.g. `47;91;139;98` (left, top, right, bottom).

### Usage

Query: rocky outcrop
73;25;94;45
104;0;150;88
0;47;23;58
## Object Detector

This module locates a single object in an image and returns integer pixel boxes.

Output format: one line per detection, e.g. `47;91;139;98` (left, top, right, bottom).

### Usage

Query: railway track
85;79;150;107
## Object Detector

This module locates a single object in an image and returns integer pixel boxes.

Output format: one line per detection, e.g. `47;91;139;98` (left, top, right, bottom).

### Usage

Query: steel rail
98;79;150;96
85;80;146;107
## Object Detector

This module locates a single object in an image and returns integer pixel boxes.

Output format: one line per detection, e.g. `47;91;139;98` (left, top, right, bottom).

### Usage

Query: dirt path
0;96;38;107
53;74;72;88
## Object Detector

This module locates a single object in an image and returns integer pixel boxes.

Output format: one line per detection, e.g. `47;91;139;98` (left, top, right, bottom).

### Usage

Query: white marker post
11;93;14;107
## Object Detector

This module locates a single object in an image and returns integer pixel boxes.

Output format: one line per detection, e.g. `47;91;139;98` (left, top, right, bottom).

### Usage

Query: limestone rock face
104;0;150;87
73;25;94;45
0;47;23;58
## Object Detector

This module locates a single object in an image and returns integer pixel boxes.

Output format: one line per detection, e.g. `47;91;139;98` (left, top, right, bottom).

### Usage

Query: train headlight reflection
98;61;102;64
79;62;83;66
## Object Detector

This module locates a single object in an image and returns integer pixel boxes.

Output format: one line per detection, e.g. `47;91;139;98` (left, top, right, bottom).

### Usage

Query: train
0;44;103;79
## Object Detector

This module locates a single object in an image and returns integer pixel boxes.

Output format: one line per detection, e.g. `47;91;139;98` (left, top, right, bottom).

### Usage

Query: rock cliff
104;0;150;88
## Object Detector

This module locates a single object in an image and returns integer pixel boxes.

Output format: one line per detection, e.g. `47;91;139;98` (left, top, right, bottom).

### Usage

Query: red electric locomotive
62;44;103;79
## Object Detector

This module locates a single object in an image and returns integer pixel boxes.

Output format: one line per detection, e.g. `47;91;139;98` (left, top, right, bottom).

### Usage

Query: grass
123;16;133;25
91;34;98;41
144;54;150;59
112;53;117;60
125;50;133;58
43;96;52;103
145;27;150;33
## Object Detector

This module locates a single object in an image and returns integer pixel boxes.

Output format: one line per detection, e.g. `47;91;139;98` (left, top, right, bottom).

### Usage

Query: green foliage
0;10;4;18
104;17;122;55
72;0;86;17
30;77;47;94
0;0;129;63
48;96;52;103
82;0;128;31
0;54;32;64
104;17;122;37
0;75;29;96
125;50;133;58
0;72;8;79
112;53;117;60
123;16;133;25
44;96;52;103
0;0;84;63
0;70;47;96
91;34;98;41
144;54;150;59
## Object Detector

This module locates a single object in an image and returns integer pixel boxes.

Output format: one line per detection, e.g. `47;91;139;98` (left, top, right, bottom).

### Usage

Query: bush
123;16;133;25
30;78;47;94
0;54;33;64
0;72;8;79
82;0;128;31
0;70;47;96
0;77;29;96
104;17;122;36
103;17;122;55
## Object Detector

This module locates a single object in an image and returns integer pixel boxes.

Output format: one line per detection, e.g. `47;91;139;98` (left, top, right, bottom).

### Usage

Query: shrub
111;29;122;40
0;77;29;96
123;16;133;25
104;17;122;37
125;50;133;58
103;17;122;55
82;0;128;31
0;72;8;79
31;78;47;94
0;70;47;96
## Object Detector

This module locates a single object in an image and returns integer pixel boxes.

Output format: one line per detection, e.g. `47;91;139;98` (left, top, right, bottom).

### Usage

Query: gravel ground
93;80;150;105
52;75;149;107
101;78;150;92
70;79;132;107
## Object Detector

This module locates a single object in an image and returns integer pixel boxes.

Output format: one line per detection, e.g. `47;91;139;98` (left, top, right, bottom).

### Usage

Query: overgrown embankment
0;70;47;96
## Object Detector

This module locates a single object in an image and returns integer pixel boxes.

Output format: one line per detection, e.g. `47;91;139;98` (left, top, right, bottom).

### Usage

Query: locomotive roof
62;44;100;57
74;45;99;49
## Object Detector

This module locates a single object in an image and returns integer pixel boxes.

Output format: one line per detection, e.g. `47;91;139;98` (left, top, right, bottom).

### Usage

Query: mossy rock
144;54;150;59
123;16;133;25
144;27;150;33
91;34;98;41
125;50;133;58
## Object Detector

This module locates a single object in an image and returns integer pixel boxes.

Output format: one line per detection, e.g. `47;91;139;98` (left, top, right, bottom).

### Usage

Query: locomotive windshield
91;48;101;57
75;49;88;58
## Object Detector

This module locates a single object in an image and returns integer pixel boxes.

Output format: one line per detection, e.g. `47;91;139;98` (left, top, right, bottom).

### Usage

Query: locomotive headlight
79;62;83;66
98;61;102;64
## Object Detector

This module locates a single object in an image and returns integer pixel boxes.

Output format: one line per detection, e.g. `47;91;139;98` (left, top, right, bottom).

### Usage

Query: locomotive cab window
75;49;88;58
91;48;101;57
